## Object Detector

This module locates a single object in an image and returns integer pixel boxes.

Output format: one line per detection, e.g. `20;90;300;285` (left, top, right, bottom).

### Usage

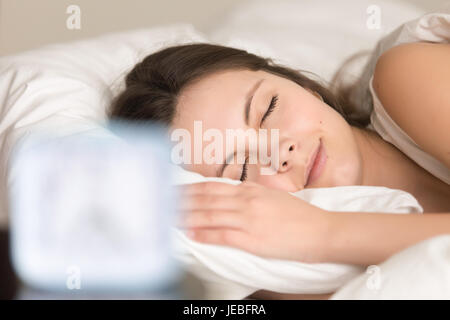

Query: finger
181;194;244;211
186;228;251;249
178;181;242;196
178;210;245;229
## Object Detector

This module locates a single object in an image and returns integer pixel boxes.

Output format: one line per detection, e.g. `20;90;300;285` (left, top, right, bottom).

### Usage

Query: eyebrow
217;79;264;178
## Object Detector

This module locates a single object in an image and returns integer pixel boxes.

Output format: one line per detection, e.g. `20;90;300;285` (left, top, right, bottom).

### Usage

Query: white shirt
366;75;450;185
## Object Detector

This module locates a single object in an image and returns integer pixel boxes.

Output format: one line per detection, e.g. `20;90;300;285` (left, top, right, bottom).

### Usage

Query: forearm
324;211;450;266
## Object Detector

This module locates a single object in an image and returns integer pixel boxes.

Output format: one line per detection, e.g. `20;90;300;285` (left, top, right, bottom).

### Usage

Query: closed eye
239;95;278;181
240;156;249;181
261;95;278;125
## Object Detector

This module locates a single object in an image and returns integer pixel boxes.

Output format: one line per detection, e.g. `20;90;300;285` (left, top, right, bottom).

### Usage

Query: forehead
174;69;264;131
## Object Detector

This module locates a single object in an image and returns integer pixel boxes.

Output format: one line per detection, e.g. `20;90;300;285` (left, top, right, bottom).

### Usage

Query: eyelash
240;156;249;182
261;95;278;125
240;95;278;181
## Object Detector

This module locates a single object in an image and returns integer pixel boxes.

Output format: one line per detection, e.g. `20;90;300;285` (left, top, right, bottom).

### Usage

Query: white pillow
0;23;208;226
208;0;425;83
171;164;423;299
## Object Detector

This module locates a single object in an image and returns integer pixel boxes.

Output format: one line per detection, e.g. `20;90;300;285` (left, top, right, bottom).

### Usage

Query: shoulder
372;42;450;168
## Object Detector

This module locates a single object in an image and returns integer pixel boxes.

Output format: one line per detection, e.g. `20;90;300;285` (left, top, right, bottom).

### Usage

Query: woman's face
171;69;363;192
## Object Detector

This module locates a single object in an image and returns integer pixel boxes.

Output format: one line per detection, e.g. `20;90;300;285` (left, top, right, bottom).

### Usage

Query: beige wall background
1;0;447;57
0;0;243;56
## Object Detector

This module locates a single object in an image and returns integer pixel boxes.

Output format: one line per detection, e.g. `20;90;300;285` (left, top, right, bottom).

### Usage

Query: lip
304;139;326;187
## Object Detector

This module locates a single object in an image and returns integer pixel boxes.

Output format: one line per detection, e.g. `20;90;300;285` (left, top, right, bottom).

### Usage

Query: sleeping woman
108;42;450;299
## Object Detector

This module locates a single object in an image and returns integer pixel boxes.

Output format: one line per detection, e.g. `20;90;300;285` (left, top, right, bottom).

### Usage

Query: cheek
278;100;326;132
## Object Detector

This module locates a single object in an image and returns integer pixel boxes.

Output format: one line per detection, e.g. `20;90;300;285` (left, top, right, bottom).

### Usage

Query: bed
0;0;449;299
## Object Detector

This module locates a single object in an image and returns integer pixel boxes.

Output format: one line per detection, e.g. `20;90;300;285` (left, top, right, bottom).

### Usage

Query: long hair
108;43;371;129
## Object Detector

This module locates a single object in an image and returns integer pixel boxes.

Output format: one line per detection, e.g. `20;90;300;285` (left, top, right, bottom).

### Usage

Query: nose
277;139;297;173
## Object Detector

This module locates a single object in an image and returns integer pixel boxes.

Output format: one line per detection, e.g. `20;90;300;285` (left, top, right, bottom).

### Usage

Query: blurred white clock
8;121;181;294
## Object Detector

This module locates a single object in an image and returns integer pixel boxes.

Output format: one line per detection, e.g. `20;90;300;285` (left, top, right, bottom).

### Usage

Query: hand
177;181;333;263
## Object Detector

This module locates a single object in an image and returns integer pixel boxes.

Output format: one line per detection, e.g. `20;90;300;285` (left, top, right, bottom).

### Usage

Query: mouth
304;139;323;187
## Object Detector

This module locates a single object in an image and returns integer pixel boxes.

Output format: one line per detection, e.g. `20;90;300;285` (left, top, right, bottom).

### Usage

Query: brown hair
108;43;371;129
